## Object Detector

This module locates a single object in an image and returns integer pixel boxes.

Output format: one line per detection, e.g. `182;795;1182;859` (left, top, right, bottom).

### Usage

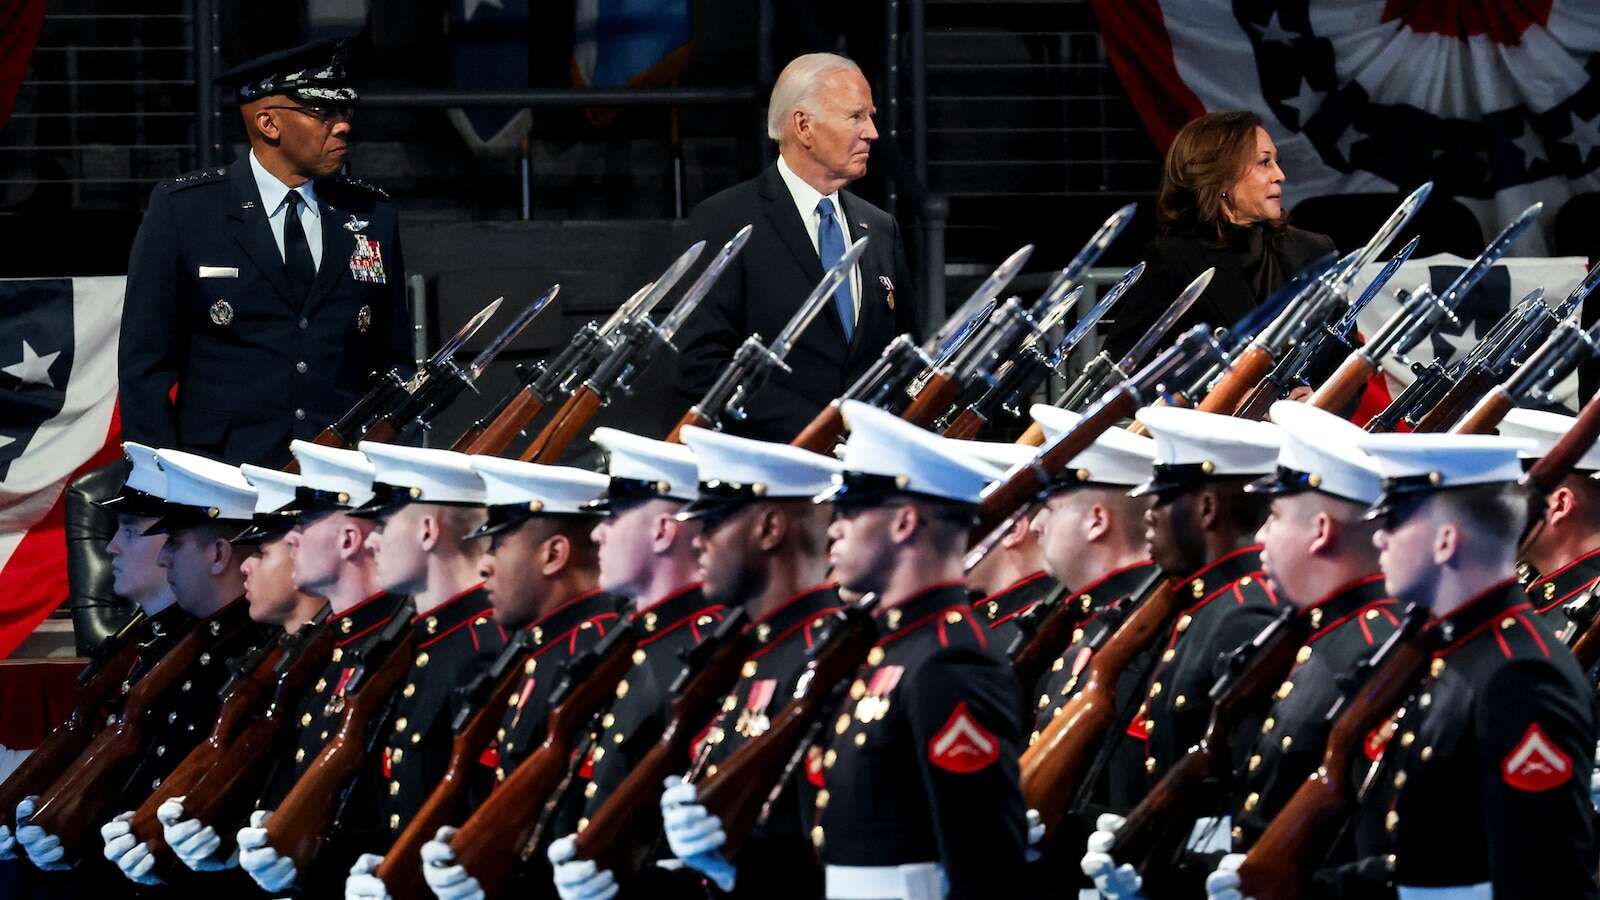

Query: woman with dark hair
1103;111;1336;361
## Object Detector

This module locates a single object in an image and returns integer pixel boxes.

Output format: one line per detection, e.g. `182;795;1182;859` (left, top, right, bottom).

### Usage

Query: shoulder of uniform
160;166;230;192
327;172;391;200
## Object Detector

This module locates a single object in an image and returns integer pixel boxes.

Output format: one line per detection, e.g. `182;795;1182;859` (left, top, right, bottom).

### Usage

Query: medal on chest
853;665;904;724
348;233;387;284
733;679;778;738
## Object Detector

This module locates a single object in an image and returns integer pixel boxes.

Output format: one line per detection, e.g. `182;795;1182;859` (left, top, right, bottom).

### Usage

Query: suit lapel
304;192;353;315
758;166;849;342
225;159;296;308
839;192;892;364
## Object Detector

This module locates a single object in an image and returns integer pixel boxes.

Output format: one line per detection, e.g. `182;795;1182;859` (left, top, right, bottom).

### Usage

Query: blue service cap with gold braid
1247;401;1385;506
1129;406;1281;499
1356;432;1529;521
215;36;359;106
677;425;841;521
819;400;998;507
145;449;257;535
466;457;609;539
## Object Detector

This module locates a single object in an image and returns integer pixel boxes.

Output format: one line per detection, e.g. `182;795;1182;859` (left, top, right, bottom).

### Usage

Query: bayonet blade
933;299;999;369
1042;285;1112;369
657;225;754;343
771;235;871;359
927;244;1034;350
1438;201;1542;310
1338;234;1421;337
1556;259;1600;320
1055;202;1138;290
1116;264;1205;371
1337;182;1432;285
1223;253;1340;357
600;282;655;336
632;238;710;325
468;285;560;380
430;296;503;366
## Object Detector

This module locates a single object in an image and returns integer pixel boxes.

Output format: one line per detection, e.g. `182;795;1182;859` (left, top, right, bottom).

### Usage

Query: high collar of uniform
1432;577;1526;651
874;581;971;638
632;582;712;634
413;583;489;634
525;588;620;649
1300;573;1389;632
330;591;401;645
1177;545;1263;599
1069;559;1159;610
749;583;841;644
1526;546;1600;609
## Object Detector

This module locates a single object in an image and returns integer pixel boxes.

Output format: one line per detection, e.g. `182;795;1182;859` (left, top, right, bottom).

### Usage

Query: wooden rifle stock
1016;421;1045;446
664;407;708;445
1410;367;1497;433
1020;577;1178;836
791;403;847;454
1235;609;1431;900
1450;387;1515;436
696;608;878;859
25;617;212;861
126;640;288;872
457;388;548;456
520;387;602;464
377;649;528;900
941;407;987;440
572;616;757;876
168;624;338;863
1197;345;1274;414
360;417;400;447
899;372;959;428
1308;354;1377;414
0;612;149;829
448;625;638;898
1232;372;1284;421
1109;609;1308;876
263;629;419;873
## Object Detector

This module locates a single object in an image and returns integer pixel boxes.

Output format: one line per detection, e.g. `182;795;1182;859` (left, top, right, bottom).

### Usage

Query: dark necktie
283;189;316;305
816;198;854;342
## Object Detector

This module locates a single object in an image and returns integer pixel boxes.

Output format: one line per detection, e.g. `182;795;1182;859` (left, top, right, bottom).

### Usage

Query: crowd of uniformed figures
3;374;1600;900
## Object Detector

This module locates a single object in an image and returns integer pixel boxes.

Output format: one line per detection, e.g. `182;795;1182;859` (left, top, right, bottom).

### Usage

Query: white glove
1205;853;1249;900
15;796;70;870
1024;808;1046;863
421;826;485;900
101;811;162;885
237;809;298;892
548;833;618;900
157;796;235;870
0;796;25;860
660;776;735;892
346;852;392;900
1080;813;1145;900
1590;743;1600;812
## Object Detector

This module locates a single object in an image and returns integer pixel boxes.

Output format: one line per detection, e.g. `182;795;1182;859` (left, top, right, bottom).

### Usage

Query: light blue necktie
816;198;854;342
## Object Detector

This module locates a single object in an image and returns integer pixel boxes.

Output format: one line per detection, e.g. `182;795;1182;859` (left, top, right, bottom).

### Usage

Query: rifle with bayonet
376;629;536;900
0;610;157;838
1107;606;1309;885
446;622;638;899
569;612;756;877
1361;201;1544;432
790;299;996;454
126;614;336;879
666;233;866;443
297;297;505;461
1236;235;1421;420
1409;287;1553;432
261;602;418;875
371;287;560;445
1453;316;1600;437
519;231;746;462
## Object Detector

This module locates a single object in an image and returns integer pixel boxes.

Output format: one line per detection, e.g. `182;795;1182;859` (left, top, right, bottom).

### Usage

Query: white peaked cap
470;456;610;514
1496;408;1600;472
825;400;999;505
291;440;377;508
591;427;699;503
678;425;841;516
1356;431;1529;518
240;464;300;516
1249;402;1385;506
1130;406;1282;497
1029;404;1157;488
357;441;486;505
121;441;166;497
154;448;257;520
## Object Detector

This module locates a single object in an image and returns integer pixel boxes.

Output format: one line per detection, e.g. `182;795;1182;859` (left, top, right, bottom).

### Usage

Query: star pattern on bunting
3;340;60;388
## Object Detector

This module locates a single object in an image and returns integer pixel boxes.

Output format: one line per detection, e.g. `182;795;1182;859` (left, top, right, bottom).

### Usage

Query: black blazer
673;164;920;442
1103;224;1336;362
119;157;412;467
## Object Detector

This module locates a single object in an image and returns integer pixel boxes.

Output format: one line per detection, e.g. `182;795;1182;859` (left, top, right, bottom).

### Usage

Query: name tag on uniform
349;235;387;285
198;266;239;278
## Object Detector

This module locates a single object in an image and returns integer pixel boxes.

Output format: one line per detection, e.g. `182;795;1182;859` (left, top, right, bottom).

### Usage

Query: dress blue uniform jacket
119;157;413;467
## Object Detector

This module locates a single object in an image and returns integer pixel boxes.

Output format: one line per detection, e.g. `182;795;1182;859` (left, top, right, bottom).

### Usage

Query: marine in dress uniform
119;38;411;468
1498;408;1600;639
1303;433;1599;899
807;401;1027;900
654;425;846;898
956;440;1057;650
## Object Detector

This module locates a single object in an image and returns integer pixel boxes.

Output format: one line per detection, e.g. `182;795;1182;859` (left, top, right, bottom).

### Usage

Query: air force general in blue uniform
119;39;412;469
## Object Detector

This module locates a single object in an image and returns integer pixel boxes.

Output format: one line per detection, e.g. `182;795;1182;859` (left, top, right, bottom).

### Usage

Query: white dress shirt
249;149;323;272
775;155;862;325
